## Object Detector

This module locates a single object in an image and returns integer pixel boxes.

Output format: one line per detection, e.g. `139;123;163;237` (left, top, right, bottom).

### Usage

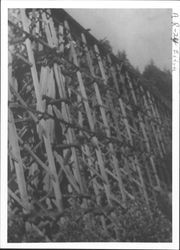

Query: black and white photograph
1;1;179;249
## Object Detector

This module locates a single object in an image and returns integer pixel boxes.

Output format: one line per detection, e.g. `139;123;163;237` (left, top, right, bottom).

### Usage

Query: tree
99;38;113;53
117;50;128;62
143;61;172;102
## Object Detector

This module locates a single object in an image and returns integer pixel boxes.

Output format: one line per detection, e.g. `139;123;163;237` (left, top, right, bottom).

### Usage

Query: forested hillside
100;39;172;105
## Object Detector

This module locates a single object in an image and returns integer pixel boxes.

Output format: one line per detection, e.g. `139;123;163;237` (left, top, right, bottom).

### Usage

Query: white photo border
1;1;179;249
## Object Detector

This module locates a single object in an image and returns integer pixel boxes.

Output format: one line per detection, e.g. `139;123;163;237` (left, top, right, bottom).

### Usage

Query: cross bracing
8;8;172;241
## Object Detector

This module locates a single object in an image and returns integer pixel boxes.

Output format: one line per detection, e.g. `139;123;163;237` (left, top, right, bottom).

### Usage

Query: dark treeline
142;60;172;102
100;39;172;103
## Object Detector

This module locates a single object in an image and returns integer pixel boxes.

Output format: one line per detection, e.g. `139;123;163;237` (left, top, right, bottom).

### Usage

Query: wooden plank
8;51;30;211
105;55;151;211
20;9;43;112
9;109;30;211
8;188;28;210
17;136;51;174
42;12;85;193
81;33;126;203
133;155;151;214
64;20;111;205
54;152;80;193
43;67;56;143
125;72;160;188
57;24;64;52
139;85;163;158
20;9;63;212
54;65;85;192
77;94;108;230
107;55;133;146
115;71;155;201
147;91;166;154
95;45;146;203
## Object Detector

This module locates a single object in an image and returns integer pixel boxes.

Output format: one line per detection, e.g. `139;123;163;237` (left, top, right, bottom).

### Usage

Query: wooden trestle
8;8;172;238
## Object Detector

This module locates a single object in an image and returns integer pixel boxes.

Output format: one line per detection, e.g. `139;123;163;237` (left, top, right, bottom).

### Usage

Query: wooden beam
64;20;112;205
20;9;63;213
81;33;126;204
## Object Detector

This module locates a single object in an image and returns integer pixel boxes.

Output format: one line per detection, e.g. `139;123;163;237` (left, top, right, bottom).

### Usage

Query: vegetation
100;39;172;104
142;60;172;102
8;196;172;242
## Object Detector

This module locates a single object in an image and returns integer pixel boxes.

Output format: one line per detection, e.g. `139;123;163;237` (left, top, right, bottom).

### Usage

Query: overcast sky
65;9;172;72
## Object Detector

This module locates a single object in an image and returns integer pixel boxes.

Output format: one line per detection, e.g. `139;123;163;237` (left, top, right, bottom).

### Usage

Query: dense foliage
8;196;172;242
143;60;172;102
100;38;172;104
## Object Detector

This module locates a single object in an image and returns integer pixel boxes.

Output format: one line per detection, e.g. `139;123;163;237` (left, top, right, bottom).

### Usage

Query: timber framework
8;9;172;241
